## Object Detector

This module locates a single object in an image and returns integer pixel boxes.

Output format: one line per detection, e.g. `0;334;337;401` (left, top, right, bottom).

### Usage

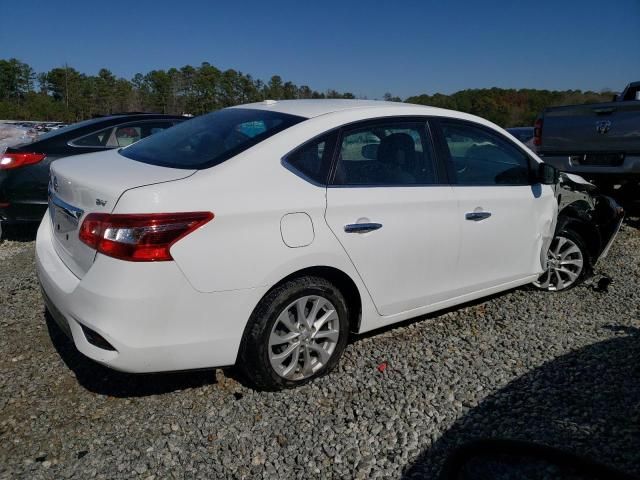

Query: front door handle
344;222;383;233
465;211;492;221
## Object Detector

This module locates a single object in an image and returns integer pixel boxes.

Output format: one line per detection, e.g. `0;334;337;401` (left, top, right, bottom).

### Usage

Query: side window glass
442;122;530;186
332;122;436;186
111;121;175;147
113;126;142;147
72;127;113;147
285;133;335;184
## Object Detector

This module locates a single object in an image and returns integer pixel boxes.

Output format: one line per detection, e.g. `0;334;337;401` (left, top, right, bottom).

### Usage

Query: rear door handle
344;222;383;233
465;211;492;221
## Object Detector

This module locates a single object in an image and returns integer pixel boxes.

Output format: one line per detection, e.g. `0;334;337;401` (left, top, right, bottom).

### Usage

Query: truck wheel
533;229;590;292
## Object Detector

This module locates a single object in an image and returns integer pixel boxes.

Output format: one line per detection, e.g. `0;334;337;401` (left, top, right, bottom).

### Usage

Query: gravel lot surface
1;221;639;479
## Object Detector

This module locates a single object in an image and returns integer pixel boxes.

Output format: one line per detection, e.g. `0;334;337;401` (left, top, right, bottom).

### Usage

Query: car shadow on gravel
45;312;220;397
624;216;640;230
402;325;640;479
350;288;519;345
1;223;38;242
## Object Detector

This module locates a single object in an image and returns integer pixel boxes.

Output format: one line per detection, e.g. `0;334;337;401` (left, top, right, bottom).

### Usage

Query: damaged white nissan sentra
36;100;623;389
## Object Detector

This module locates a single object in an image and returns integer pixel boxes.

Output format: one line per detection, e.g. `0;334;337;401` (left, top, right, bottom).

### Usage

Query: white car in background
37;100;562;389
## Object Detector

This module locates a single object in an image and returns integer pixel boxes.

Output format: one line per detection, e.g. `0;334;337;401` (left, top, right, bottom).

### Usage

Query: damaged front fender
555;173;624;265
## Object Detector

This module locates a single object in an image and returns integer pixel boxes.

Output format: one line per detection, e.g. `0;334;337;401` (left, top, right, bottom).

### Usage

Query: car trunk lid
48;149;195;278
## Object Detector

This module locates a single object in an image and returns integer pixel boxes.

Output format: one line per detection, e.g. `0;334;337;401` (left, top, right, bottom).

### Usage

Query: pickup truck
535;82;640;200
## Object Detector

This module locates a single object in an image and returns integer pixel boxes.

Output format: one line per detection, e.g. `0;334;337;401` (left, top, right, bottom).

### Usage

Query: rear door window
109;121;177;147
113;126;141;147
72;127;113;147
284;133;337;184
331;121;437;186
119;109;305;169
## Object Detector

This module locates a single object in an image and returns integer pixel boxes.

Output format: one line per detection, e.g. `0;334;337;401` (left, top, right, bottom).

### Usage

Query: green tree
266;75;284;99
0;57;616;126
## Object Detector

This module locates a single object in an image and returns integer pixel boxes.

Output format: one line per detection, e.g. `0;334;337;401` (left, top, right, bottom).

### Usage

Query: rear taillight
79;212;213;262
0;152;46;170
533;119;543;146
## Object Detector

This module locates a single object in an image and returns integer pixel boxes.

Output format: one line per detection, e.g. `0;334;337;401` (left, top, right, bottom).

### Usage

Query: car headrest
377;133;416;165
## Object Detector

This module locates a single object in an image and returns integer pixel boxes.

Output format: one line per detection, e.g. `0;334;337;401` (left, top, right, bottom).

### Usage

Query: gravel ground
0;221;639;479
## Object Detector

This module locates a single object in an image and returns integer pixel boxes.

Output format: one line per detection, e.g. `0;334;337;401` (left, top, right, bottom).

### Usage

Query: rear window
119;108;305;169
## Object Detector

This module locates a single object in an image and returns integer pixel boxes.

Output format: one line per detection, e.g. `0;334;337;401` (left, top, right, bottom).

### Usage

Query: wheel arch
254;265;363;334
556;214;601;265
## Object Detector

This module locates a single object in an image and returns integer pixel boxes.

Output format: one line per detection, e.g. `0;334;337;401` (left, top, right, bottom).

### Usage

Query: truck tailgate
541;101;640;154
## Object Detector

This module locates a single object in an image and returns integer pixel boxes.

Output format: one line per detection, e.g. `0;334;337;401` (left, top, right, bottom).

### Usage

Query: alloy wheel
268;295;340;380
534;235;584;291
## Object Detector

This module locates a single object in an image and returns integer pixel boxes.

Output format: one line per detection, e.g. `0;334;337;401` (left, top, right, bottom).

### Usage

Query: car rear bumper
540;154;640;179
36;214;266;373
0;166;50;225
0;201;48;225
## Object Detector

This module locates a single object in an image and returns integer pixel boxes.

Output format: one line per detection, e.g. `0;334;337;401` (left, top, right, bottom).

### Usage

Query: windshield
119;108;306;169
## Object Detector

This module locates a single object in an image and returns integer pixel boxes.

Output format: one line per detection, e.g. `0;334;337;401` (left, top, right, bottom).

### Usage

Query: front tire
533;229;590;291
238;276;350;390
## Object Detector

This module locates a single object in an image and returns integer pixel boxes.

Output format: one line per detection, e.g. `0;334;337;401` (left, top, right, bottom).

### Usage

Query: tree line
405;88;614;127
0;58;614;127
0;58;356;122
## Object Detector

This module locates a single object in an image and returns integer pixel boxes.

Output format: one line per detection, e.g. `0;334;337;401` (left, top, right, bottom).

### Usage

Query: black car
0;114;184;236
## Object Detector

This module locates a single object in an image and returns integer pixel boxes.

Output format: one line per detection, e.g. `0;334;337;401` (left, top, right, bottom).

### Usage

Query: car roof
101;113;185;120
12;114;185;151
232;99;448;119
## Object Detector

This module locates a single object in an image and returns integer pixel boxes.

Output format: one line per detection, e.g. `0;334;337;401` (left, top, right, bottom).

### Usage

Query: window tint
114;126;141;147
442;121;531;186
73;127;113;147
35;117;114;142
120;109;305;169
110;121;175;147
332;122;436;186
285;133;336;184
237;120;267;138
73;121;177;148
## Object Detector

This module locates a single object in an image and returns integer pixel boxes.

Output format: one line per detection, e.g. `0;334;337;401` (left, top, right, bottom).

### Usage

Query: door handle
344;223;383;233
465;211;492;221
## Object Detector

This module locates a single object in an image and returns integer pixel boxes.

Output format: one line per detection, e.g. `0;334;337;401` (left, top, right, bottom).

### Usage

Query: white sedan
37;100;561;389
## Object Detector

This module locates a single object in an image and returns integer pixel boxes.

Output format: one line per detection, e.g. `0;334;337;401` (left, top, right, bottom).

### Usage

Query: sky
2;0;639;99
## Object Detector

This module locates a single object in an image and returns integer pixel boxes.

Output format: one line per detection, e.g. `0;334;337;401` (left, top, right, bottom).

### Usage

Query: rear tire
533;228;590;292
238;276;350;390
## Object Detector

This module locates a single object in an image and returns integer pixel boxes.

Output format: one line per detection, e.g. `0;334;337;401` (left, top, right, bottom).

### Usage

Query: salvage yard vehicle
506;126;535;151
36;100;623;390
535;81;640;205
534;173;623;291
0;113;185;238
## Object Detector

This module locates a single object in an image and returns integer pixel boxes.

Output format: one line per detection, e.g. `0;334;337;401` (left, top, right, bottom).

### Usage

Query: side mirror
538;163;559;185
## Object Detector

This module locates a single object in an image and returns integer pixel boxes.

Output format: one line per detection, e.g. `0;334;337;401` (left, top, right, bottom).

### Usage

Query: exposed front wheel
238;276;349;390
533;230;589;291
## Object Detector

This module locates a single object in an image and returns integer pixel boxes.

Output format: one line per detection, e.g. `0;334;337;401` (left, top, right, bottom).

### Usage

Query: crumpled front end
556;173;624;264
